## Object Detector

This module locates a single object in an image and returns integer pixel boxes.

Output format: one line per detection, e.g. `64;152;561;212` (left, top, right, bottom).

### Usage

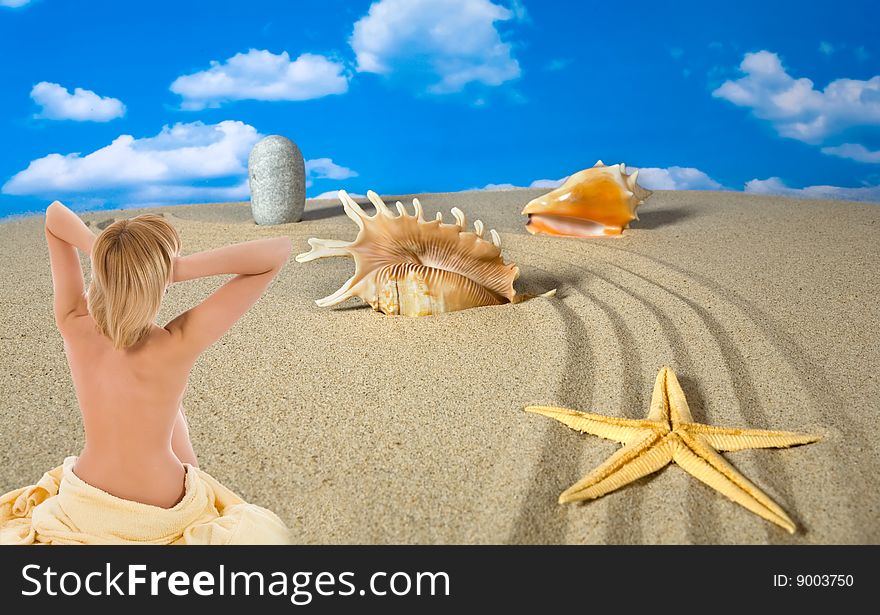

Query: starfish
526;367;820;533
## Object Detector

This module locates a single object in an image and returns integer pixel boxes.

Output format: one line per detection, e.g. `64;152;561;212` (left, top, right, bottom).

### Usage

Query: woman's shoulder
138;325;194;364
60;318;175;354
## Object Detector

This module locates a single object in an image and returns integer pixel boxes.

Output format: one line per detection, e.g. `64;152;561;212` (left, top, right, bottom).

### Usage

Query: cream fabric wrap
0;457;291;545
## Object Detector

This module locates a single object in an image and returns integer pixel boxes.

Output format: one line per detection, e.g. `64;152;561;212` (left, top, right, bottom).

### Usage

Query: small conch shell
297;190;554;316
522;161;652;237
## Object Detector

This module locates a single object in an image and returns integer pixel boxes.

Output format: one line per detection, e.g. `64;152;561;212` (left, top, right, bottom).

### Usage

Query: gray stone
248;135;305;225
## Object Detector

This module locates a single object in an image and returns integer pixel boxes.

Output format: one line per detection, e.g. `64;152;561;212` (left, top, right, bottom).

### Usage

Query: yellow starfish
526;367;820;533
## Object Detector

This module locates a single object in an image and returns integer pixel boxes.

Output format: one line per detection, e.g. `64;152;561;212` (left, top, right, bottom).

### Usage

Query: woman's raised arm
165;237;292;358
172;238;291;283
44;201;96;328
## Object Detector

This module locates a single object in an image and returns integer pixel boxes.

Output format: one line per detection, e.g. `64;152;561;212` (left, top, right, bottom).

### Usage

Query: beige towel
0;457;291;545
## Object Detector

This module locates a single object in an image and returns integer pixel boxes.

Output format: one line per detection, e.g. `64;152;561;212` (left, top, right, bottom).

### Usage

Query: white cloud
528;178;566;189
305;158;358;181
508;0;528;21
545;58;571;72
476;165;723;192
821;143;880;163
303;158;358;188
171;49;349;110
480;182;519;190
474;178;564;191
312;190;366;200
745;177;880;202
30;82;125;122
818;41;835;56
712;50;880;144
475;167;880;203
128;182;252;207
636;166;724;190
350;0;522;94
0;0;33;7
3;120;357;208
4;121;259;196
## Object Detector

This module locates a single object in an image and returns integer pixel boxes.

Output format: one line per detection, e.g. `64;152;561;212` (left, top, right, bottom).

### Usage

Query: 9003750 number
796;574;853;587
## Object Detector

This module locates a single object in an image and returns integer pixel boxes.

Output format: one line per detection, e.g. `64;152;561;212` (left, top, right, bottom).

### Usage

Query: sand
1;189;878;545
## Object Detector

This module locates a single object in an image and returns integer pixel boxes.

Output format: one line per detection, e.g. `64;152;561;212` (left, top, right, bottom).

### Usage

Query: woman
0;201;292;544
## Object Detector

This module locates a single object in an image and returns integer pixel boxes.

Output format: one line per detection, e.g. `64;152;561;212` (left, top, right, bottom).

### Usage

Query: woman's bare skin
44;201;292;509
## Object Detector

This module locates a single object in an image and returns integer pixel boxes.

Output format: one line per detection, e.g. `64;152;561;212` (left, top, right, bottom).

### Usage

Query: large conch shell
522;161;652;237
296;190;554;316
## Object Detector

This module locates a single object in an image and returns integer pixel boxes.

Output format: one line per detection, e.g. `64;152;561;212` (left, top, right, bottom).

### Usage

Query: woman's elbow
275;236;293;264
260;237;292;275
45;200;66;225
45;201;58;224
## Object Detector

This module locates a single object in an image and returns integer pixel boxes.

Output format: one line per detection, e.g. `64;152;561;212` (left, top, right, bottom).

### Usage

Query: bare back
65;315;194;508
43;201;292;510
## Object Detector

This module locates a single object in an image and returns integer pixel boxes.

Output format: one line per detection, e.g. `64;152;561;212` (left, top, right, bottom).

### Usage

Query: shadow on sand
301;206;346;222
636;207;695;230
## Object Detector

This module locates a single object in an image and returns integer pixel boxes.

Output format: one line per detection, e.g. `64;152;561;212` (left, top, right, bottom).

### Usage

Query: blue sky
1;0;879;217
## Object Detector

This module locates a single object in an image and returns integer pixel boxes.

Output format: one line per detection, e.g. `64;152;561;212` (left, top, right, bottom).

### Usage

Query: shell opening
527;214;624;237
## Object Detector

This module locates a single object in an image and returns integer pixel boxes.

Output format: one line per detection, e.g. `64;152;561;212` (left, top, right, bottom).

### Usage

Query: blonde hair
87;214;180;350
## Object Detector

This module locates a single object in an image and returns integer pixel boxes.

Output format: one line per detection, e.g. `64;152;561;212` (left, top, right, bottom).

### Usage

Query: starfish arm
559;434;674;503
525;406;659;444
685;424;821;452
648;367;695;425
673;432;797;533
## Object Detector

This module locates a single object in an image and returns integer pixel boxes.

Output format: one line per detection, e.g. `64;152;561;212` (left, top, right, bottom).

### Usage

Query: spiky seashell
296;190;554;316
522;160;653;237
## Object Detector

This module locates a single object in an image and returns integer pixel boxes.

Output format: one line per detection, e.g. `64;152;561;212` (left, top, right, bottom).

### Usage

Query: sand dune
1;189;877;544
